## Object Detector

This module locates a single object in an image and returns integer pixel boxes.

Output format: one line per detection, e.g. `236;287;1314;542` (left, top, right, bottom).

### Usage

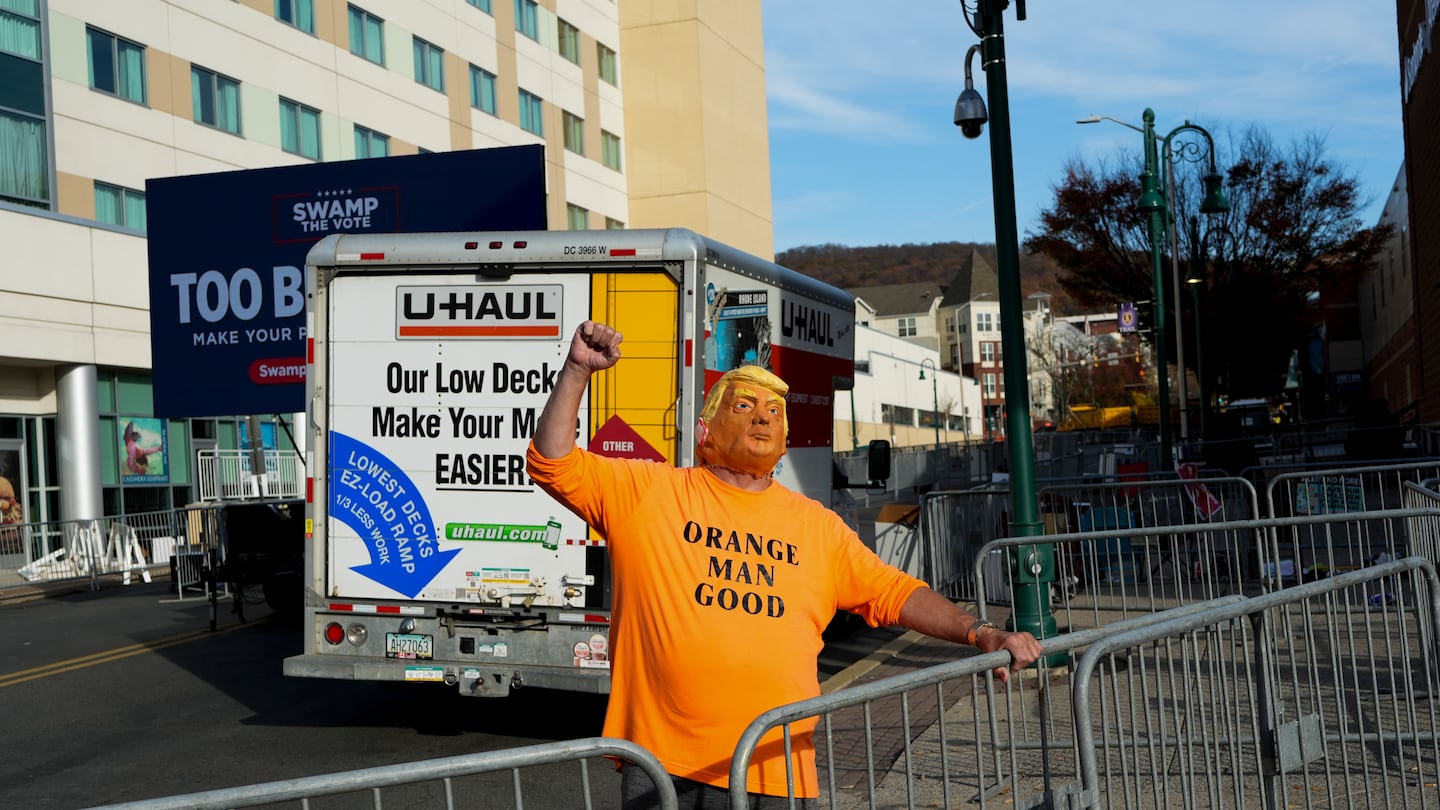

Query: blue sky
762;1;1404;253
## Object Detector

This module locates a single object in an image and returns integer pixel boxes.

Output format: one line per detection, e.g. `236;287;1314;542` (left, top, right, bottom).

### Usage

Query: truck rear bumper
282;653;611;697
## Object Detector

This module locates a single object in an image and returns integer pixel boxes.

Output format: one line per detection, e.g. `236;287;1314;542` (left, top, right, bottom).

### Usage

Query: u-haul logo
396;285;562;339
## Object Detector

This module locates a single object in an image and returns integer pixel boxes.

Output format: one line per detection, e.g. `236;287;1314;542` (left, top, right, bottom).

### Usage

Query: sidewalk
0;568;170;605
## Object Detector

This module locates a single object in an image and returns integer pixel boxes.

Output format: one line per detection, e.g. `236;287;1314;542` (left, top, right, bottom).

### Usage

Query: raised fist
568;321;623;373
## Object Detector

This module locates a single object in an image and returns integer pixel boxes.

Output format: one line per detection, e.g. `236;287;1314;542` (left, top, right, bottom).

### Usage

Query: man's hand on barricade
974;625;1044;683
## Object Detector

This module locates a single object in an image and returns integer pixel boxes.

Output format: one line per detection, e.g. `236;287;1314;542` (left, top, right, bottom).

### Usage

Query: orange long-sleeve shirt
527;444;926;797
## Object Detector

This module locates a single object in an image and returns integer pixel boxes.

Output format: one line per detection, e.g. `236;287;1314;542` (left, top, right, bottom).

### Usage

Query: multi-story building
0;0;770;529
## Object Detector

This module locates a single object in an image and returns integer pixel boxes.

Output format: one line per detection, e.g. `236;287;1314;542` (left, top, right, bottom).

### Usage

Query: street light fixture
918;358;941;449
1078;109;1229;468
954;0;1060;658
1186;216;1238;439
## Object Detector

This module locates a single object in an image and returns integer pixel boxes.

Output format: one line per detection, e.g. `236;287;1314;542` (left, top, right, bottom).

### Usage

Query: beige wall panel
165;53;192;129
619;0;701;27
596;81;623;130
334;75;452;149
90;229;150;312
704;196;773;259
390;137;421;156
562;151;627;218
470;108;531;149
147;48;179;117
50;83;177;174
164;4;329;89
0;368;58;416
92;326;154;370
49;1;171;46
0;215;98;301
53;172;94;220
697;0;765;64
628;193;708;232
555;0;620;44
697;25;772;229
0;319;94;365
619;20;706;197
237;0;268;15
313;0;341;45
445;52;474;152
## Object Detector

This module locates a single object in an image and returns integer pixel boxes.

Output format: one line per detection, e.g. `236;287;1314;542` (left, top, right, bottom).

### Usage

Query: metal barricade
88;737;677;810
1403;478;1440;567
1070;556;1440;808
1262;460;1440;585
730;512;1440;809
0;504;225;592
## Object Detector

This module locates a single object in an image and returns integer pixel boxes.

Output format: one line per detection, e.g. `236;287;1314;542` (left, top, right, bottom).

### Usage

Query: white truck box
283;228;855;696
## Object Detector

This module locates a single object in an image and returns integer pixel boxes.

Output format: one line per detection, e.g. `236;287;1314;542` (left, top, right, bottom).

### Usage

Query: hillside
776;242;1079;314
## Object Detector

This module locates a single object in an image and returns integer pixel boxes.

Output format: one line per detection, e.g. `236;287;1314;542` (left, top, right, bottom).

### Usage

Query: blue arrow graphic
329;431;460;598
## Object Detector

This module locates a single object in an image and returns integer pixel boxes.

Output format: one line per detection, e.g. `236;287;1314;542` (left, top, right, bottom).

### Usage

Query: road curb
820;629;926;694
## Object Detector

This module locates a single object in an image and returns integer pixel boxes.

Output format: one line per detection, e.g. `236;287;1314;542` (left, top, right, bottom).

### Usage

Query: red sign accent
590;415;666;462
249;357;307;384
1178;462;1223;519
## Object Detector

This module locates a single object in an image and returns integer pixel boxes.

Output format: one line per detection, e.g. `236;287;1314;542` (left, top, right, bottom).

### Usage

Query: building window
466;0;492;12
348;5;384;65
558;19;580;64
980;342;995;364
983;373;996;398
191;66;241;134
354;124;389;158
0;109;47;207
562;111;584;155
275;0;315;33
0;0;40;59
597;43;618;85
94;182;146;232
601;130;621;171
977;312;993;332
567;204;588;230
518;89;543;136
469;65;496;114
87;28;147;104
413;37;444;92
892;406;915;426
279;98;321;159
514;0;538;40
897;317;917;338
605;217;624;230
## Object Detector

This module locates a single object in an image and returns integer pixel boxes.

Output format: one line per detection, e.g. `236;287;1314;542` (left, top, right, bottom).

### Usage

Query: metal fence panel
0;505;225;592
87;737;677;810
730;513;1440;810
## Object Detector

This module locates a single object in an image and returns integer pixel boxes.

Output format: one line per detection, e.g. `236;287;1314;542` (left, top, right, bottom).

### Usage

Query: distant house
848;281;946;351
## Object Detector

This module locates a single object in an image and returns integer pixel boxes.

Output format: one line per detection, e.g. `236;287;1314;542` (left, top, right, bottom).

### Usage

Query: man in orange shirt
529;320;1044;810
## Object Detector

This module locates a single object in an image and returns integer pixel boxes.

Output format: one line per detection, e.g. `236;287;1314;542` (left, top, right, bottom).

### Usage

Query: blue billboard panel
145;146;546;418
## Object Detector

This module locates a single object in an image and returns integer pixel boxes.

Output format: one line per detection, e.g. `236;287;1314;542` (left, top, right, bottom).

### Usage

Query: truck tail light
323;622;345;645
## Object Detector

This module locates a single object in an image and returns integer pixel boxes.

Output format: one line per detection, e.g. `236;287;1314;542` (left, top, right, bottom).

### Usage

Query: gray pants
620;766;818;810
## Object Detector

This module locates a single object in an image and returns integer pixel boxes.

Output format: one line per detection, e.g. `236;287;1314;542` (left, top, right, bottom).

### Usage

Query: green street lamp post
955;0;1059;658
1186;216;1237;440
919;358;942;449
1082;110;1229;468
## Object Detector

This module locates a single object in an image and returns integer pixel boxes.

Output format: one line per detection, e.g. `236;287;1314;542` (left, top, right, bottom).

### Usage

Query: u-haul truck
283;228;855;696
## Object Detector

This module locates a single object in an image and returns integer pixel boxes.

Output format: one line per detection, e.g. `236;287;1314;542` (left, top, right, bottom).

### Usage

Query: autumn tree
1024;128;1390;407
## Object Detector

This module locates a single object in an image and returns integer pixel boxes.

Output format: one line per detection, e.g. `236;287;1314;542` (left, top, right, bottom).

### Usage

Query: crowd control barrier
88;737;676;810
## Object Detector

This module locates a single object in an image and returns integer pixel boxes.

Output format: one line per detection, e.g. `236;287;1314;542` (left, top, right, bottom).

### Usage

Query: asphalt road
0;580;898;810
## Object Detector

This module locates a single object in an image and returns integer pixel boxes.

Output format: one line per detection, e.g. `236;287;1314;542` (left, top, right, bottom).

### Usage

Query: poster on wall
0;442;23;531
120;417;169;484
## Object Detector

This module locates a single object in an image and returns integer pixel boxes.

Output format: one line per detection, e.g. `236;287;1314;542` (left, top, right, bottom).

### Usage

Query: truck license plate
386;633;433;660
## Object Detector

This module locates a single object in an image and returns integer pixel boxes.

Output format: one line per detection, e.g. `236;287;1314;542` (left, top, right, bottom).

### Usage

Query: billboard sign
145;146;547;418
